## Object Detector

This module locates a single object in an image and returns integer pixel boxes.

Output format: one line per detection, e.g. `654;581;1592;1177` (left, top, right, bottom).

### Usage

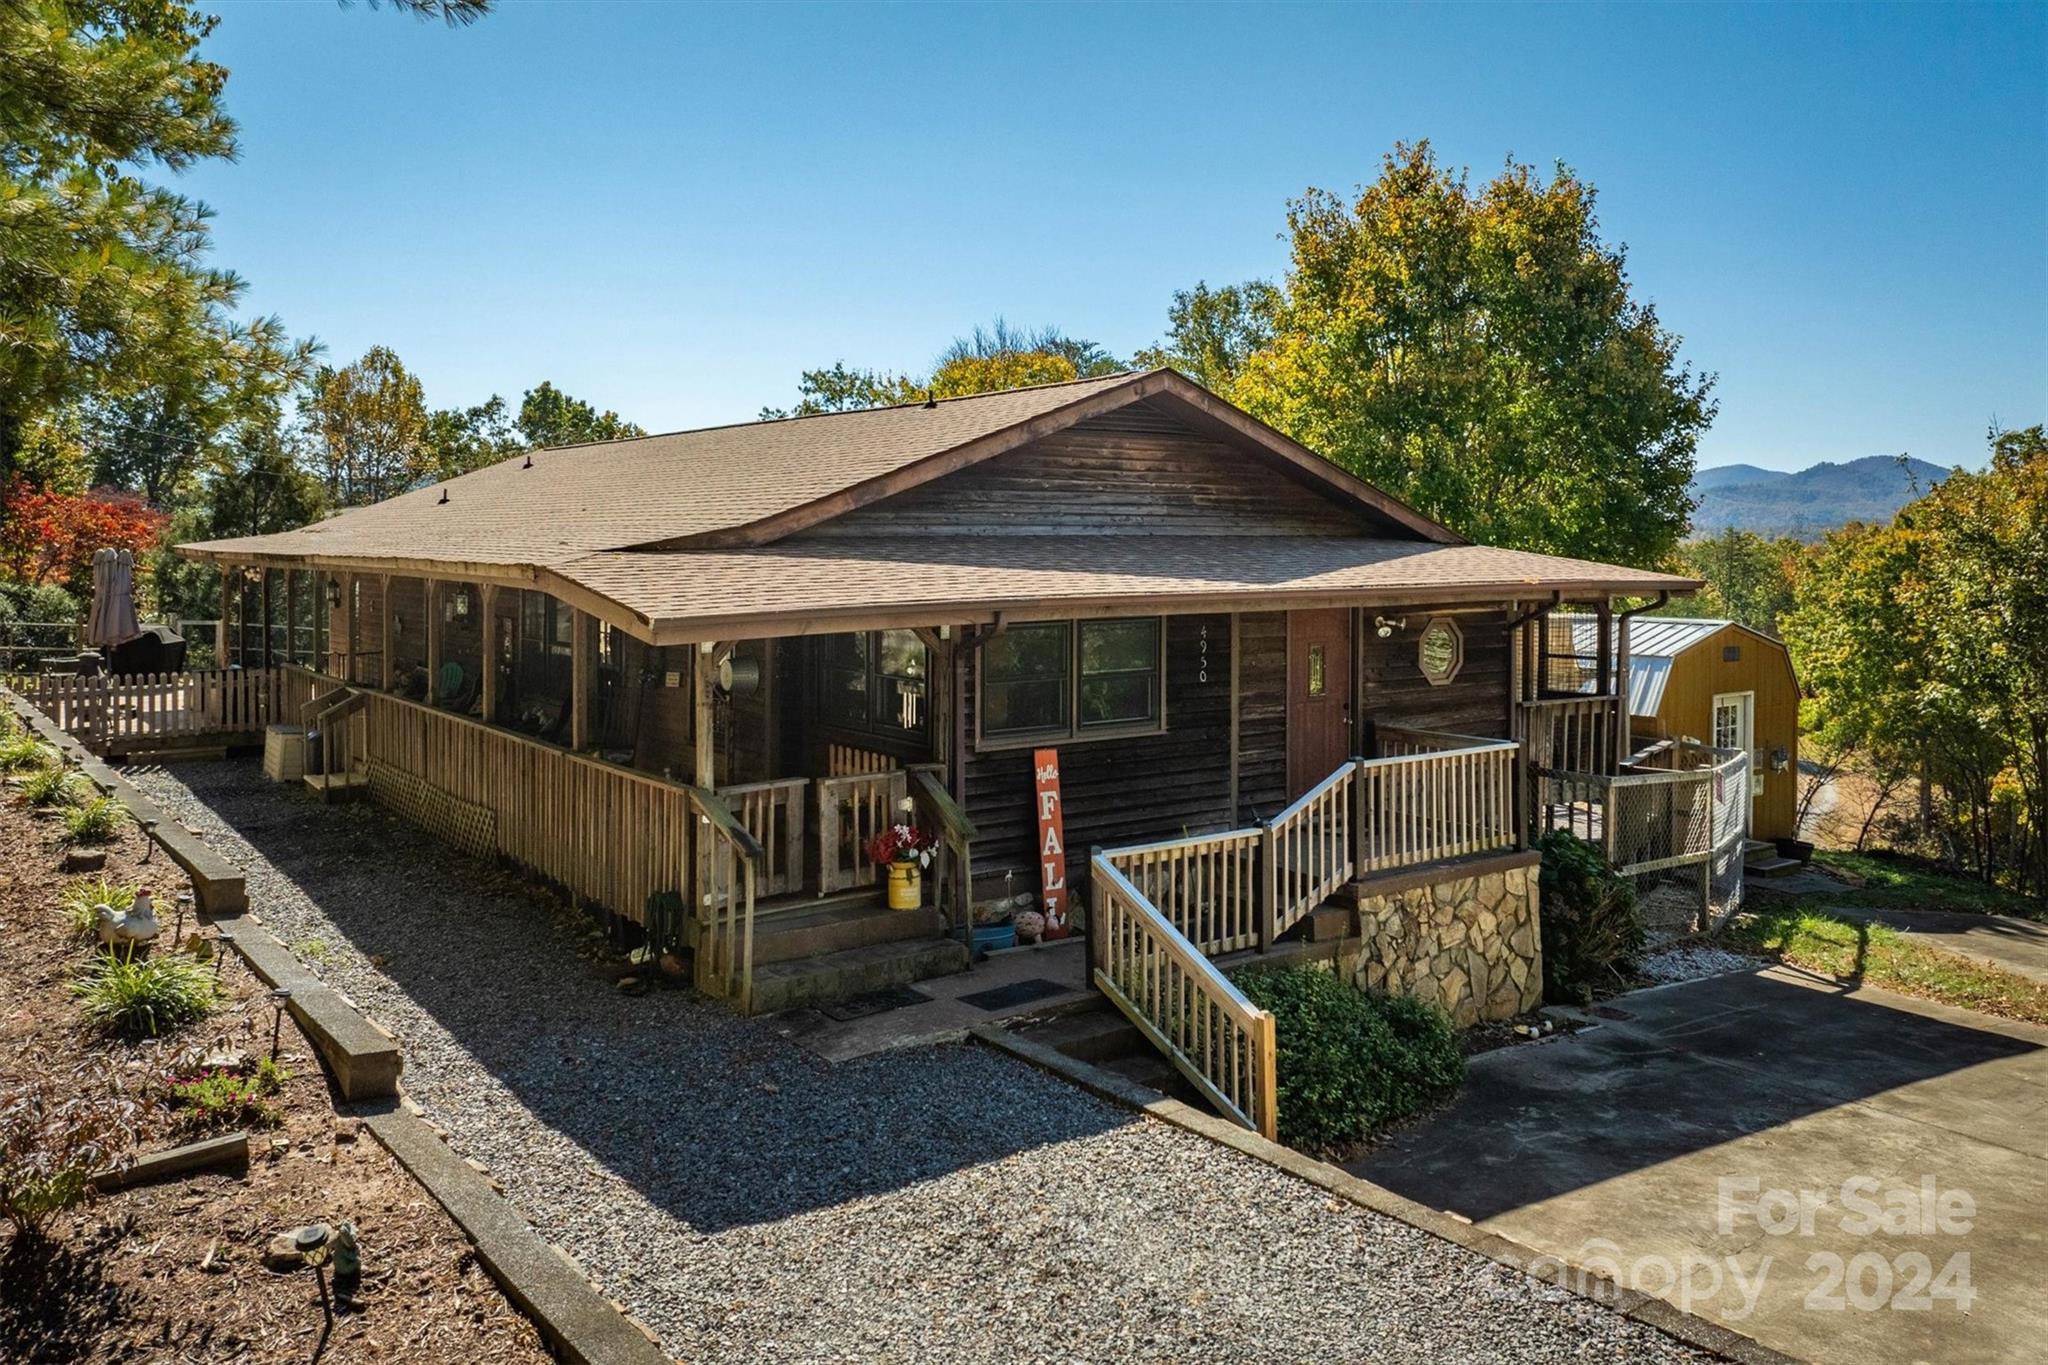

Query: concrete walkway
1350;966;2048;1365
1822;905;2048;986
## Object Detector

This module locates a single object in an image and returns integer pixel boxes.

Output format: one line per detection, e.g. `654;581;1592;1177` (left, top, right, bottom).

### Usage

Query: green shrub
71;950;216;1039
1236;965;1464;1153
1537;829;1644;1004
59;876;137;939
0;731;52;772
0;1064;139;1240
61;794;125;844
163;1059;288;1133
18;765;83;807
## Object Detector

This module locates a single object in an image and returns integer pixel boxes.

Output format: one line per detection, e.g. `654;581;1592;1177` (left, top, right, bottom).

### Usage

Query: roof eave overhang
634;576;1699;647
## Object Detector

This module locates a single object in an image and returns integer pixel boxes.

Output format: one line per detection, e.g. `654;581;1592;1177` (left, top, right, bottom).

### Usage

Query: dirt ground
0;783;549;1364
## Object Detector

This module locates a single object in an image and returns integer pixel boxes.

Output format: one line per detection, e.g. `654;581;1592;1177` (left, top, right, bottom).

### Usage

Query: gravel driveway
131;760;1718;1364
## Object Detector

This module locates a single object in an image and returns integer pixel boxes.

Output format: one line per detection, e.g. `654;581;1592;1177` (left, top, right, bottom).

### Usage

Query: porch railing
1100;827;1263;956
1091;853;1277;1140
1516;693;1621;778
908;766;976;949
691;785;765;1010
1356;730;1520;873
1263;762;1356;942
13;667;290;749
719;777;807;898
816;768;908;894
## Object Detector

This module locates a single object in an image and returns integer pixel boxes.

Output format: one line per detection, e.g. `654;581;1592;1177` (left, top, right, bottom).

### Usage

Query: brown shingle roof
554;537;1700;642
183;371;1151;568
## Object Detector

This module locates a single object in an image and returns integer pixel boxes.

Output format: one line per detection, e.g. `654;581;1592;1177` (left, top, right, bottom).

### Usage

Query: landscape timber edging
358;1103;670;1365
4;687;667;1364
1;686;248;914
970;1022;1799;1365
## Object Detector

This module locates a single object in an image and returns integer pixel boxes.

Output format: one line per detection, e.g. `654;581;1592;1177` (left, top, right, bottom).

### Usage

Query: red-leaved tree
0;479;169;593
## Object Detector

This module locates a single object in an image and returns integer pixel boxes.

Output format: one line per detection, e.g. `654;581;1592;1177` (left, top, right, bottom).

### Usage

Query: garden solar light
214;930;235;979
141;817;158;860
268;987;292;1060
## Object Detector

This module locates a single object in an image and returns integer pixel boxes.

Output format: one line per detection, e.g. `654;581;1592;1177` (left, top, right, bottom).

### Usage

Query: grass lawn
1727;906;2048;1028
1810;849;2045;921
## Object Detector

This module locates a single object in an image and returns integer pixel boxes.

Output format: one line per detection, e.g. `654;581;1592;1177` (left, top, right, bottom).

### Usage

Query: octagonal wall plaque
1417;616;1464;686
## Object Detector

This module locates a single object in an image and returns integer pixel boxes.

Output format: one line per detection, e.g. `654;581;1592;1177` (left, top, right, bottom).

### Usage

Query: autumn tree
763;322;1126;419
300;347;428;506
0;479;167;593
1664;529;1805;636
423;394;523;478
517;382;644;448
1154;143;1714;563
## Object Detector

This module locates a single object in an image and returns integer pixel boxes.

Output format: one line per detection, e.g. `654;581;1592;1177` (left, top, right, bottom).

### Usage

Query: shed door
1712;691;1764;805
1287;609;1353;798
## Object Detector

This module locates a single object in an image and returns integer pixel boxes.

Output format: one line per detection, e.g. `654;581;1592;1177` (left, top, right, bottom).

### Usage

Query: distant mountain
1688;456;1950;540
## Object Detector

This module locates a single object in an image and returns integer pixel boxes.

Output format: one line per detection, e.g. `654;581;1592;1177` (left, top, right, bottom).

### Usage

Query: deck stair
739;893;968;1013
1014;1002;1208;1106
1742;837;1801;878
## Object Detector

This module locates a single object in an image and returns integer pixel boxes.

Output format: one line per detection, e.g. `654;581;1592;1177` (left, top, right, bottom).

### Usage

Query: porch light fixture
325;579;342;610
1374;615;1407;639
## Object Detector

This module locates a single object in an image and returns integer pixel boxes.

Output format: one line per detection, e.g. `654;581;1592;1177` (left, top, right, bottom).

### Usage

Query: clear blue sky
182;0;2045;473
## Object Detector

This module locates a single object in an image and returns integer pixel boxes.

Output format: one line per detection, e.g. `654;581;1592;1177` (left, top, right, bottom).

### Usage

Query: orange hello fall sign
1033;748;1069;934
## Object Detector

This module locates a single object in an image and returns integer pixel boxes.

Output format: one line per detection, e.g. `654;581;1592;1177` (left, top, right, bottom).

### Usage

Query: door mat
820;984;931;1021
958;977;1069;1012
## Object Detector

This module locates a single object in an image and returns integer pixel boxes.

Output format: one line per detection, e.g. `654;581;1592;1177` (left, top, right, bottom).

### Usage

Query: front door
1287;609;1353;798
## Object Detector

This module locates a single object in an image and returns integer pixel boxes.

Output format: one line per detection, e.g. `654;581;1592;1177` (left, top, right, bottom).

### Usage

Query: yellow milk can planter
886;861;922;910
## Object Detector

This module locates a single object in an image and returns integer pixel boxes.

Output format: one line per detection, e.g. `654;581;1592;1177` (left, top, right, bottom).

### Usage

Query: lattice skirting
366;759;498;860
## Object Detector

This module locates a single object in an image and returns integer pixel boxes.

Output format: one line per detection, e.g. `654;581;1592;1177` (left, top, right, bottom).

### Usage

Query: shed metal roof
1557;614;1777;716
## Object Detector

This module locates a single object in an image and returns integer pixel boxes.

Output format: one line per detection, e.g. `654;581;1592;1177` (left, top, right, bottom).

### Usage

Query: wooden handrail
1091;854;1277;1140
685;784;767;864
906;765;977;842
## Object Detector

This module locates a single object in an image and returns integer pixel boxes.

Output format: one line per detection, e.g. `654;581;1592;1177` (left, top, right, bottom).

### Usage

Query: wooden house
174;369;1706;1138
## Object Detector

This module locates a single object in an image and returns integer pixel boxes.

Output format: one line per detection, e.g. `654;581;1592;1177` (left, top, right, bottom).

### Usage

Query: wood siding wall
962;614;1239;884
807;400;1379;539
1631;626;1801;841
1236;612;1289;823
1361;607;1514;740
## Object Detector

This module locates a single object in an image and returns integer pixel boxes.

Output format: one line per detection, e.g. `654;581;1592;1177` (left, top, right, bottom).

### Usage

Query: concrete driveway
1350;966;2048;1365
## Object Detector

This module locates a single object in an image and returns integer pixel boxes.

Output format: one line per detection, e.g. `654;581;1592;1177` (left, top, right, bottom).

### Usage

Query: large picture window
980;617;1164;745
814;630;929;742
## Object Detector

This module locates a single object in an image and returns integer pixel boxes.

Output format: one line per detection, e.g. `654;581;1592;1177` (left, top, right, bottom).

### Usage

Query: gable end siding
802;400;1382;540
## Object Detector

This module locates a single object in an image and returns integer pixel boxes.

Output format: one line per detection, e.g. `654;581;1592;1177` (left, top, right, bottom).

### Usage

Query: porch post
480;584;499;723
285;570;299;667
259;569;273;669
339;573;356;683
570;607;590;750
424;580;442;706
693;641;731;787
218;568;233;668
378;574;394;692
1613;605;1633;773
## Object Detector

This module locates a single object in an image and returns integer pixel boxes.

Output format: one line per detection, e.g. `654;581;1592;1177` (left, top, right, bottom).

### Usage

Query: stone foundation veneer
1348;852;1543;1026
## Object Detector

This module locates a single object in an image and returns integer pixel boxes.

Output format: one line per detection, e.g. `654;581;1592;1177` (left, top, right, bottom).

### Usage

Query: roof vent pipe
437;488;449;505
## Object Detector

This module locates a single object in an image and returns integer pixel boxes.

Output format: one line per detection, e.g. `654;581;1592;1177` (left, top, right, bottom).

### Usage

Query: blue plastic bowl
972;923;1018;954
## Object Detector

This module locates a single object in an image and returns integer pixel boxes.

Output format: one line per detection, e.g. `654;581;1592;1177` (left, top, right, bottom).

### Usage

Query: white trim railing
1263;762;1356;942
1101;827;1264;955
1356;731;1521;873
1091;853;1277;1140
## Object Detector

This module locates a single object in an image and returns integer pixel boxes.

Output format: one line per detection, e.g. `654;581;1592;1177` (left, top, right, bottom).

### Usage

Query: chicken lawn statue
96;887;160;949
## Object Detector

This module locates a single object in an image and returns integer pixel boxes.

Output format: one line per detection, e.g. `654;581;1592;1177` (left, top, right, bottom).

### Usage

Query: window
814;630;929;742
1417;616;1464;686
981;617;1164;744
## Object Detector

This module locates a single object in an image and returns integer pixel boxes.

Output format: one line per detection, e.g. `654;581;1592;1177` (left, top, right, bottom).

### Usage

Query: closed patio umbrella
85;547;140;649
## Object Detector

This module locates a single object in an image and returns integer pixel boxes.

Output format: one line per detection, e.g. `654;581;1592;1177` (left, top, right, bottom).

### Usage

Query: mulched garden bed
0;779;549;1364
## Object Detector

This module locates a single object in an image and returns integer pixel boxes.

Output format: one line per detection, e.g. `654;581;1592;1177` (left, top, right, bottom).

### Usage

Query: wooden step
1016;1004;1145;1065
303;770;369;803
748;937;969;1015
749;901;947;966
